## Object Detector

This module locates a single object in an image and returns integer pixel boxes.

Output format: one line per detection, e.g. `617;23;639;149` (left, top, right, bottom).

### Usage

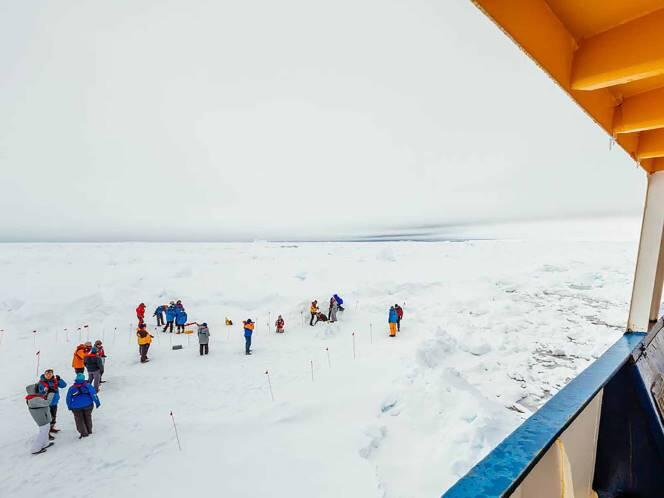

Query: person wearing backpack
84;347;104;391
66;373;101;439
188;321;210;355
37;369;67;435
136;323;154;363
26;383;55;454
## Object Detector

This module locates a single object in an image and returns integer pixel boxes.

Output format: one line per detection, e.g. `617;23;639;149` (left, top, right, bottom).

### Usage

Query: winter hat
75;373;85;383
138;323;146;329
201;322;207;327
246;319;253;323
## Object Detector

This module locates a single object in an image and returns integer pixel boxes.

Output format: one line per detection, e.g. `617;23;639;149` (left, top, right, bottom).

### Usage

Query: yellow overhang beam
637;129;664;159
614;87;664;134
571;9;664;91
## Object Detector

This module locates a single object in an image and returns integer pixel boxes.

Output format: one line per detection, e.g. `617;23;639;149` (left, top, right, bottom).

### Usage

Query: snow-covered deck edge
442;331;647;498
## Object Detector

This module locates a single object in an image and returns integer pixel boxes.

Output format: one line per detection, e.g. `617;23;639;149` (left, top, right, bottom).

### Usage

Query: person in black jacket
84;347;104;392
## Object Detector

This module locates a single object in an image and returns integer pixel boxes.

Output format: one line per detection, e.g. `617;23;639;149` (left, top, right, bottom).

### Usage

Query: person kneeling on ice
243;319;254;355
275;315;285;333
314;311;328;325
26;383;55;455
388;306;398;337
38;369;67;436
333;293;344;312
136;323;154;363
84;347;104;391
187;321;210;355
66;373;100;439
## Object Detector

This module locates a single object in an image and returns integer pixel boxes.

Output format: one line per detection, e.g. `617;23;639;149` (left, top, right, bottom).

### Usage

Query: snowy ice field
0;222;643;497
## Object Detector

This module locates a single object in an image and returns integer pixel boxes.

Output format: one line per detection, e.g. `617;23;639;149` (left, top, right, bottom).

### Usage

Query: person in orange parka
72;344;86;374
136;303;146;324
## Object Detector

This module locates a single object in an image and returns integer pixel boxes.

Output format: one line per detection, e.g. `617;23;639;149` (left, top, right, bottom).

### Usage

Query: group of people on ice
309;294;344;325
145;300;189;334
26;340;104;455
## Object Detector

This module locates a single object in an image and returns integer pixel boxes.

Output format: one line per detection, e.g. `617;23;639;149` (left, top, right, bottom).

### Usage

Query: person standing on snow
72;344;86;374
275;315;285;333
136;302;146;324
66;373;100;439
38;369;67;436
163;301;176;333
136;323;154;363
388;306;398;337
243;319;254;355
25;383;55;454
175;305;188;334
153;305;166;326
329;296;339;323
394;304;404;332
309;301;319;326
94;340;107;384
84;347;104;391
187;321;210;355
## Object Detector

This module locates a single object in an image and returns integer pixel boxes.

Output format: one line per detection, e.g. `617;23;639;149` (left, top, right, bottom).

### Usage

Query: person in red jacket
275;315;285;333
136;303;146;324
395;304;404;331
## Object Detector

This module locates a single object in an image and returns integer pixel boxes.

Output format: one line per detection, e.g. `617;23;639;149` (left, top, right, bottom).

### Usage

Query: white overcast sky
0;0;646;241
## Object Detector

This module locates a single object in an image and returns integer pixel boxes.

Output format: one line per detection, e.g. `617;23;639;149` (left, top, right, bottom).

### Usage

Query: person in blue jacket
334;294;345;312
388;306;399;337
175;306;188;334
243;319;254;355
153;305;166;326
38;369;67;435
163;301;176;333
66;373;101;439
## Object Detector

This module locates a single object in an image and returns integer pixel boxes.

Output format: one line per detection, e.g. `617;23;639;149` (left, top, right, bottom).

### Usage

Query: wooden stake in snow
64;328;69;343
113;327;117;344
170;411;182;451
33;330;37;348
268;312;271;333
84;324;89;341
370;322;373;344
265;369;275;401
78;327;82;342
310;360;314;382
35;350;40;377
301;311;304;327
326;347;331;368
352;332;356;360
